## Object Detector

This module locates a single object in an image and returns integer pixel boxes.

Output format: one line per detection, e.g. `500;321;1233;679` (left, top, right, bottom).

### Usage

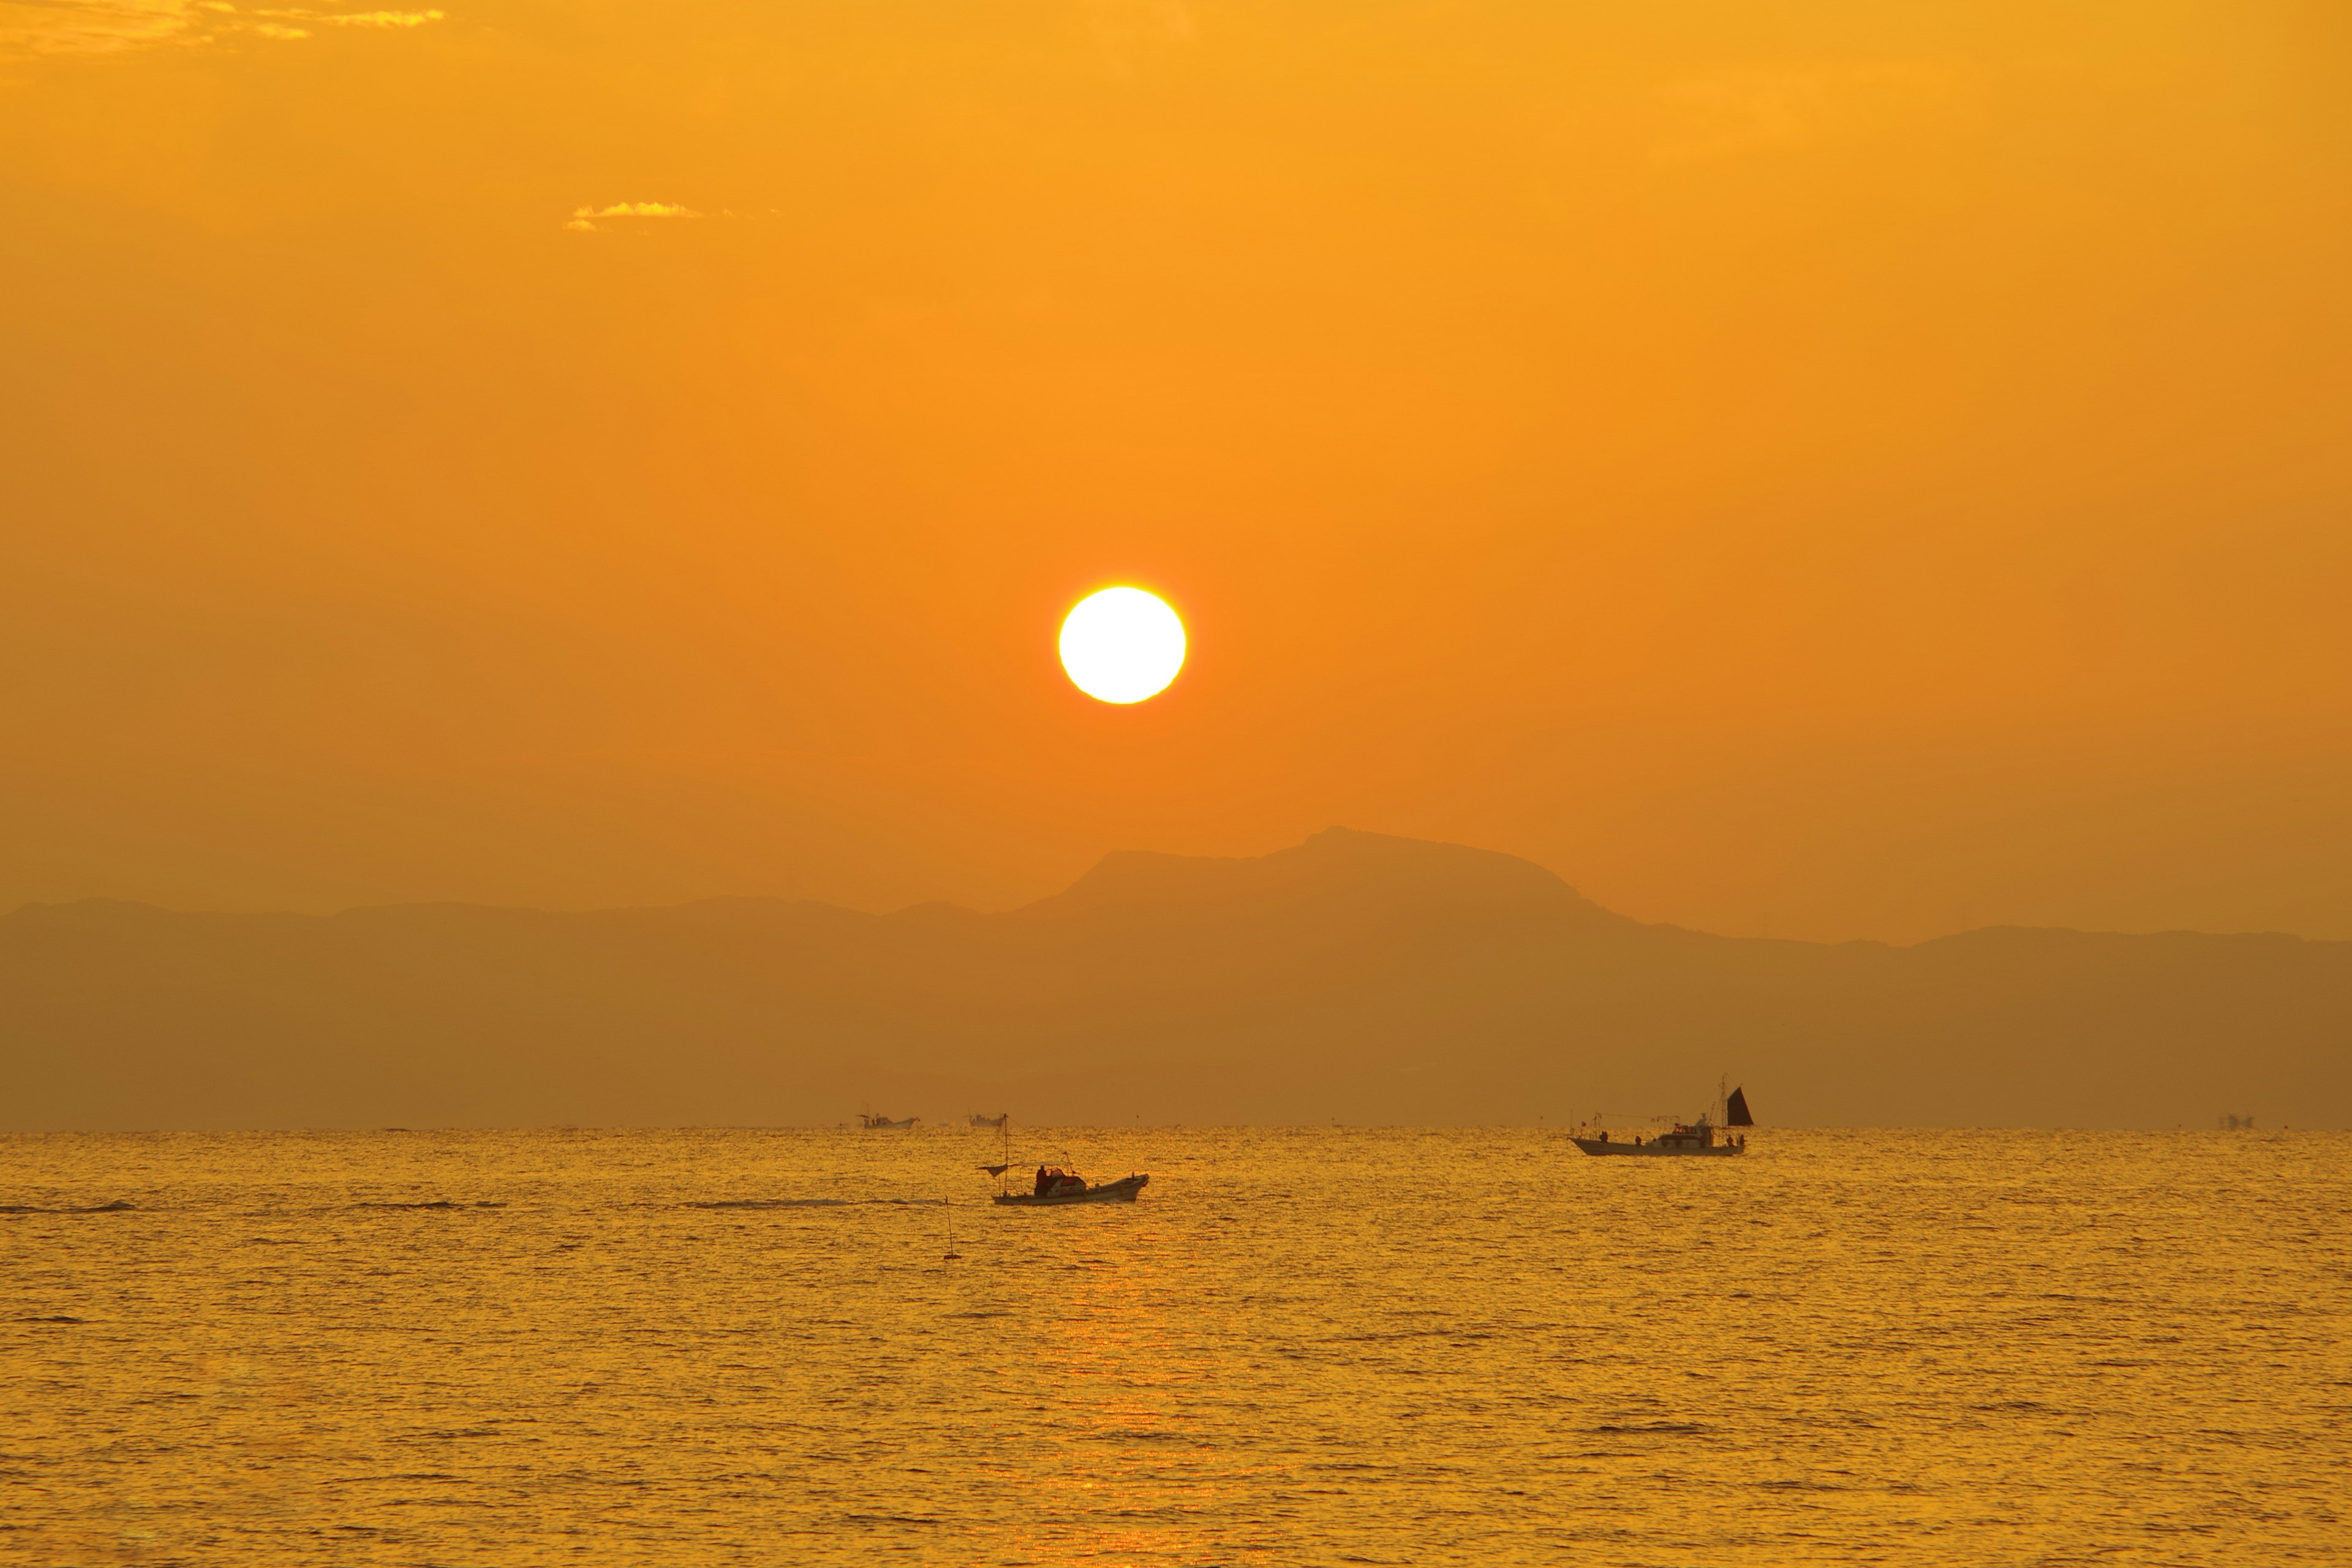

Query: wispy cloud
1;0;444;54
323;9;442;26
257;6;443;27
565;202;702;232
1;0;205;55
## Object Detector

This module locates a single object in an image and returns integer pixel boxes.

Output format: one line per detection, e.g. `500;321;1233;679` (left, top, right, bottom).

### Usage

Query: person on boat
1033;1165;1052;1197
1598;1130;1609;1142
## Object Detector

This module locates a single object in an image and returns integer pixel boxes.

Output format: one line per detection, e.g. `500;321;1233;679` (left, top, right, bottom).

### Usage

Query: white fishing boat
993;1170;1150;1205
973;1118;1150;1205
1574;1082;1753;1158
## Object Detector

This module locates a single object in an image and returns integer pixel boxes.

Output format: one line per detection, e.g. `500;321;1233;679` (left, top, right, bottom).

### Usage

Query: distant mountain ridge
1022;829;1628;929
2;829;2343;1130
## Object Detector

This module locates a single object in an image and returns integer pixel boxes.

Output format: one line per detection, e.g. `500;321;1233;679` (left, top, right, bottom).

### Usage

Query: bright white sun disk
1059;587;1186;704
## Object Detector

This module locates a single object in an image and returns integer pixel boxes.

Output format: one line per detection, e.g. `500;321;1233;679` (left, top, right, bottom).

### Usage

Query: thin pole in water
943;1196;960;1261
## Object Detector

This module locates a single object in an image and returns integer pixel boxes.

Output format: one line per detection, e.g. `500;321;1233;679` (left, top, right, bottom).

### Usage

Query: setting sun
1059;587;1186;705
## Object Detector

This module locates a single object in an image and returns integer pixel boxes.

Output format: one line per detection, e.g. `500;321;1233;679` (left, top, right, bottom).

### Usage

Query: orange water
5;1128;2345;1565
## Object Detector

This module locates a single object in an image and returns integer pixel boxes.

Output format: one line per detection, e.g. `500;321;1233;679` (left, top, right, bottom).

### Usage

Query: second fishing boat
1573;1080;1754;1158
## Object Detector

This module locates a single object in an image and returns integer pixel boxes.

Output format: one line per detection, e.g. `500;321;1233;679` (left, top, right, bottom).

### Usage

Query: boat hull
1572;1137;1741;1158
993;1174;1150;1205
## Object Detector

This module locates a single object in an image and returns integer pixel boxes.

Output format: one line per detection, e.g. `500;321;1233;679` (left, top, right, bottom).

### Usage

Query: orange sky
1;1;2347;942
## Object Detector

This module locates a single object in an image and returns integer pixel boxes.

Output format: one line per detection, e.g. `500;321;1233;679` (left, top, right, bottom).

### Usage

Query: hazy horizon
8;828;2342;1133
13;851;2333;949
11;822;2348;948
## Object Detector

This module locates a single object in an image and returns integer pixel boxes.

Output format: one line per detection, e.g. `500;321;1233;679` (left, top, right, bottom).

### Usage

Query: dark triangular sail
1724;1087;1754;1127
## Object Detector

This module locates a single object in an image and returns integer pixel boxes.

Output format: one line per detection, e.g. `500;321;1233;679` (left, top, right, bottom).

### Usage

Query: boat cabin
1032;1165;1087;1198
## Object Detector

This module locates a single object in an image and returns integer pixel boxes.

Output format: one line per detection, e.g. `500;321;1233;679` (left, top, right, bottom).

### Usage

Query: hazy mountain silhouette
2;829;2343;1130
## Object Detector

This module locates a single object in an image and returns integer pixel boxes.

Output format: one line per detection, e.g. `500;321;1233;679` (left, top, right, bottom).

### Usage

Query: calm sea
4;1128;2345;1566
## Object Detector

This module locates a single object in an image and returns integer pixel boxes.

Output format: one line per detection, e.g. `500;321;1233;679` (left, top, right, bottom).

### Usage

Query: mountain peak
1021;827;1627;929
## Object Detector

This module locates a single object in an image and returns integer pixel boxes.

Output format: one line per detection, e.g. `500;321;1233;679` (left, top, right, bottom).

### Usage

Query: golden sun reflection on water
2;1126;2346;1565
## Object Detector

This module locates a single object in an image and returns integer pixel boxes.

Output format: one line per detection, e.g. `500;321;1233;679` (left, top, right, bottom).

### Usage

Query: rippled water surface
4;1128;2346;1566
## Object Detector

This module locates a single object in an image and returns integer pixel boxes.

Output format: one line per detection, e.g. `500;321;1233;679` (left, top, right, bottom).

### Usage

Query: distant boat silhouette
1573;1079;1751;1158
858;1113;918;1130
968;1112;1008;1129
